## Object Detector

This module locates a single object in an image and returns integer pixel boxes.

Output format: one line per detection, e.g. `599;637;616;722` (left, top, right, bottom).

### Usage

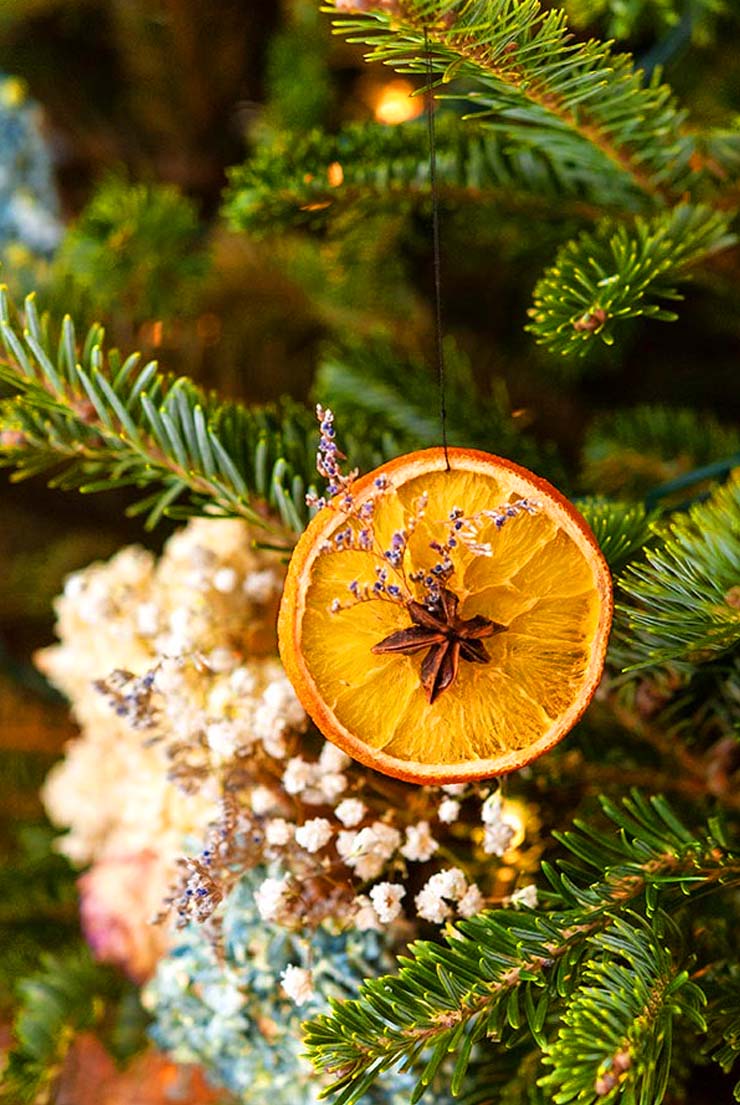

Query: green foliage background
0;0;739;1102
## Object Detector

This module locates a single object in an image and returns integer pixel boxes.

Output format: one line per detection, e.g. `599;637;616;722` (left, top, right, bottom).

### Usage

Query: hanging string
424;27;450;471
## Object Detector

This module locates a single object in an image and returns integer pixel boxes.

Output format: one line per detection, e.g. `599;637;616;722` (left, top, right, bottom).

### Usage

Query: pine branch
223;114;643;238
565;0;726;43
703;970;740;1099
582;403;740;499
314;340;565;483
576;499;654;571
526;204;735;356
324;0;697;204
0;290;325;533
50;172;208;323
540;912;706;1104
695;126;740;196
304;792;739;1103
618;469;740;669
1;946;144;1105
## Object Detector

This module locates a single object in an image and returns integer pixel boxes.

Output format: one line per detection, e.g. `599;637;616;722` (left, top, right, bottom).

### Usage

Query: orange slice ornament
278;410;613;784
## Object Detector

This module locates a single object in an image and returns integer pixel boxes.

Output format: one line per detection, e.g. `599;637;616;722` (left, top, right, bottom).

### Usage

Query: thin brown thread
424;26;450;471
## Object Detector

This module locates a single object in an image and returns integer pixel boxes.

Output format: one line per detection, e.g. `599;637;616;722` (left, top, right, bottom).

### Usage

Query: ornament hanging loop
424;26;450;472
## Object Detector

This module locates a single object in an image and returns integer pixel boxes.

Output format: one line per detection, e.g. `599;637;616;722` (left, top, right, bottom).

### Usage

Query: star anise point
372;587;506;702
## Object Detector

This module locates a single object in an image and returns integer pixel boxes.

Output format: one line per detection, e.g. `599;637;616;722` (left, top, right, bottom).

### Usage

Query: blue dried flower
144;867;430;1104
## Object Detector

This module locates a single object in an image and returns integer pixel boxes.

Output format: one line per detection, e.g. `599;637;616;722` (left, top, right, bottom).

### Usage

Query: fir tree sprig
526;204;735;356
314;339;565;482
576;499;654;571
224;114;644;238
323;0;709;204
50;173;208;323
304;792;740;1104
703;970;740;1100
0;289;323;532
582;404;740;499
540;911;707;1104
618;469;740;669
564;0;726;44
1;946;146;1105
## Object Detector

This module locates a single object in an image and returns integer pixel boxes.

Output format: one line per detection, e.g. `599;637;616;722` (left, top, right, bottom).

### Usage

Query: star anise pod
371;588;506;703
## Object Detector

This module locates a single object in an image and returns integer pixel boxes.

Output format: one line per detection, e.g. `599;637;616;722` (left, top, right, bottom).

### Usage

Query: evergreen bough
224;0;740;359
304;793;740;1104
1;2;740;1103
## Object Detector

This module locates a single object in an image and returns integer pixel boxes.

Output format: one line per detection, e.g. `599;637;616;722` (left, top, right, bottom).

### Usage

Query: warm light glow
327;161;344;187
373;79;422;125
139;319;164;347
501;799;527;850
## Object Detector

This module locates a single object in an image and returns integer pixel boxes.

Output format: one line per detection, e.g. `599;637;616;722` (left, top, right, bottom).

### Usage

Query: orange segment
279;447;613;783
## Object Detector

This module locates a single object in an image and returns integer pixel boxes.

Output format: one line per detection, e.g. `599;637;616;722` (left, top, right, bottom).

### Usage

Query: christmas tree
1;2;739;1103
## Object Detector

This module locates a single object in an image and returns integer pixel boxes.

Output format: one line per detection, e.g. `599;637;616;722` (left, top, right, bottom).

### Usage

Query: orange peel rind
278;447;613;784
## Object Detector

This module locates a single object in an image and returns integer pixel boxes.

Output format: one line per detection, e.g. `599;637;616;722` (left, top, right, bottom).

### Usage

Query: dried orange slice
279;447;612;784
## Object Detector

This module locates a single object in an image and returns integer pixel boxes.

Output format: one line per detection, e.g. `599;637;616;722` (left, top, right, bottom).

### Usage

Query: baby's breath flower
229;666;256;695
282;757;315;796
265;819;293;847
206;720;240;761
320;772;348;801
427;867;467;901
213;566;238;593
415;883;452;924
458;883;485;918
335;829;358;860
250;786;275;816
280;965;314;1006
352;894;382;931
438;797;460;824
319;743;351;773
401;821;438;863
295;818;333;854
483;821;515;856
340;822;401;880
262;678;306;729
481;791;504;824
136;602;160;637
261;729;288;760
369;882;406;923
242;568;281;603
254;876;291;922
509;884;538;909
207;647;239;674
481;791;516;856
335;798;366;827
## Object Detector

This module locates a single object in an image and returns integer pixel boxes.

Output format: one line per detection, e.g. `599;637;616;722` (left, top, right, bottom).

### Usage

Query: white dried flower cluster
337;821;402;880
335;798;366;827
401;821;438;862
369;882;406;923
508;884;538;910
415;867;484;923
39;518;295;879
255;876;293;924
438;797;461;824
281;743;350;804
294;817;333;853
280;964;315;1006
481;791;517;856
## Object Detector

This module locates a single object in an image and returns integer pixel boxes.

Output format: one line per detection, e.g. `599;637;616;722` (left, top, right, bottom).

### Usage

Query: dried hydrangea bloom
38;517;296;894
78;851;171;982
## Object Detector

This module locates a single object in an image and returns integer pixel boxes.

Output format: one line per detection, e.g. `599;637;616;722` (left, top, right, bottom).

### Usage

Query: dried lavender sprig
93;667;159;730
305;404;360;507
